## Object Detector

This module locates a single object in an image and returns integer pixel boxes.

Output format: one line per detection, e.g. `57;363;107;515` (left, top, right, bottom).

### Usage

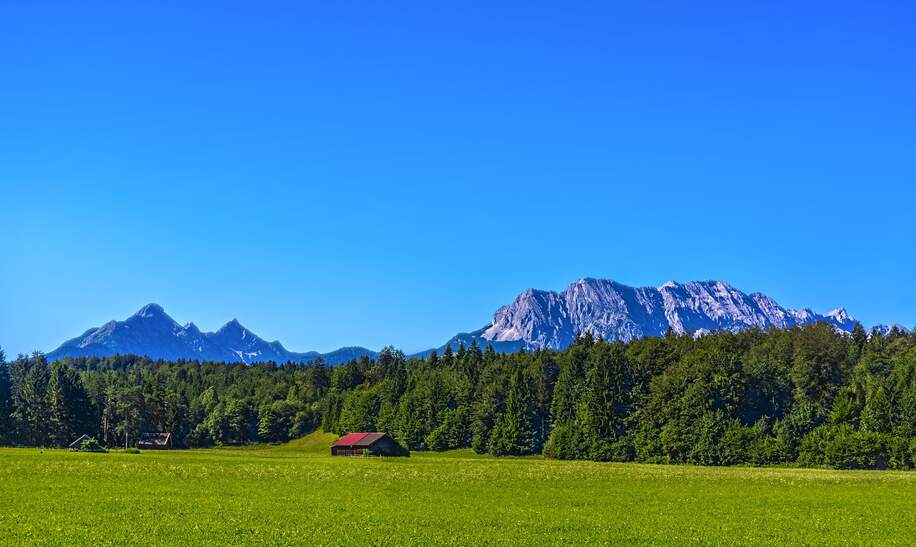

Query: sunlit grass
1;435;914;545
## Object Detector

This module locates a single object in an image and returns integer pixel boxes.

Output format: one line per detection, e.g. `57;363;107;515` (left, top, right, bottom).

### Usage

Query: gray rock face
480;278;858;349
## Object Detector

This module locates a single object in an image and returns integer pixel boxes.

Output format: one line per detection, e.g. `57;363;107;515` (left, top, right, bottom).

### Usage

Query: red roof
333;432;369;447
333;432;389;447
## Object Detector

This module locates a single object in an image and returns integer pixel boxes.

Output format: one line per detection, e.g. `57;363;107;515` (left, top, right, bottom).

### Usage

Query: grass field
2;433;915;545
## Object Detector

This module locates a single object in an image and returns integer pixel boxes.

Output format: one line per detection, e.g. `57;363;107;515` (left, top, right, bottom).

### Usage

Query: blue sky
1;1;914;357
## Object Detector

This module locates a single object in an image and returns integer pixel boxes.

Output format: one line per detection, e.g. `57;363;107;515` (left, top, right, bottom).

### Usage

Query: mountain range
47;278;901;365
46;304;377;365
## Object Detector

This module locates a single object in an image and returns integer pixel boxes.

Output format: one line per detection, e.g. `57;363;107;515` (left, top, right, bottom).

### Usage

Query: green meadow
1;433;915;545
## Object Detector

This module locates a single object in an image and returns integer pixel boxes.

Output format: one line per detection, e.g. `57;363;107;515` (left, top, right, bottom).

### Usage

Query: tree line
1;321;915;469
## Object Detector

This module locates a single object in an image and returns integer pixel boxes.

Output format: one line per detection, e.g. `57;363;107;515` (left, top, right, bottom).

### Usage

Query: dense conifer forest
2;322;915;469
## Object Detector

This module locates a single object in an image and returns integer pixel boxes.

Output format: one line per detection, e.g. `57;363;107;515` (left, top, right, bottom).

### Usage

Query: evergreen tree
163;392;191;447
579;344;627;460
0;348;12;445
850;323;868;361
441;345;454;368
48;362;95;446
790;323;850;411
114;386;145;448
861;384;893;434
320;392;344;434
532;353;558;447
100;383;119;447
1;321;913;469
484;343;497;365
470;366;506;454
490;367;536;456
394;391;426;449
464;340;483;384
10;354;52;446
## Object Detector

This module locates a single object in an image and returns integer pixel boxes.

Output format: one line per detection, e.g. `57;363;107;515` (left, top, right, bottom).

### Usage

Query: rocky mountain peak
479;278;859;350
133;303;168;319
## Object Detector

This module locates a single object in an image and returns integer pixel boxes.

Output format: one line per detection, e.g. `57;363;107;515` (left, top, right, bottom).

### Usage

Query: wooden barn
138;432;174;450
331;432;408;457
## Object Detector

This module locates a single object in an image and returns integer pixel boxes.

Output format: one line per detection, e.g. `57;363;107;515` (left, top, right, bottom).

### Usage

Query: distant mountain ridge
46;304;376;365
47;278;898;365
478;278;858;349
415;278;864;356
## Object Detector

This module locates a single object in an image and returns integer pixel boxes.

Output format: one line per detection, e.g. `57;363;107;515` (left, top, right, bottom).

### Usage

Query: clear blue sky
2;1;914;357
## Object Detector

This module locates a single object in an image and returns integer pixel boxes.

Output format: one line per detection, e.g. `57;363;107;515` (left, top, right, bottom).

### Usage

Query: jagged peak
47;305;377;365
686;279;737;291
134;303;167;318
218;318;246;332
481;276;865;350
517;287;557;299
572;277;613;287
826;307;852;321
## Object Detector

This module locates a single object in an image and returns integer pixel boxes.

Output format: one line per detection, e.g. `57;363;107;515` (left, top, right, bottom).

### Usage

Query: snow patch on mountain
479;278;861;350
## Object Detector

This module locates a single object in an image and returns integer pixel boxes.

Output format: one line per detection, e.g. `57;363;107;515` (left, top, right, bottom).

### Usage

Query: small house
138;432;174;450
331;432;407;457
68;434;93;451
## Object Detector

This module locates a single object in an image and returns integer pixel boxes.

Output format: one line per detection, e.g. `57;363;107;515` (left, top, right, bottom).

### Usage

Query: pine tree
851;323;868;356
114;387;145;448
490;367;536;455
441;345;454;368
100;383;119;447
533;354;558;447
48;363;95;446
0;348;12;445
10;354;52;446
861;384;893;433
484;343;497;365
464;339;483;383
580;345;627;460
163;392;190;448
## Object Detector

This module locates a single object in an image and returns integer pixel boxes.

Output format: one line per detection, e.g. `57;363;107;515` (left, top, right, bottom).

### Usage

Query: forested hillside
2;322;915;469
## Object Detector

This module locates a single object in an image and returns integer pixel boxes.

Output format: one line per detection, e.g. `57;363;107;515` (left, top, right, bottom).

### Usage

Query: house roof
68;434;92;448
138;432;172;445
356;433;387;446
333;432;389;447
334;432;369;446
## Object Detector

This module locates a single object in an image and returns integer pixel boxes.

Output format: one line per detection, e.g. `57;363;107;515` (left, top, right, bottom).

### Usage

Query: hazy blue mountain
47;304;366;365
320;346;380;363
409;328;524;360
